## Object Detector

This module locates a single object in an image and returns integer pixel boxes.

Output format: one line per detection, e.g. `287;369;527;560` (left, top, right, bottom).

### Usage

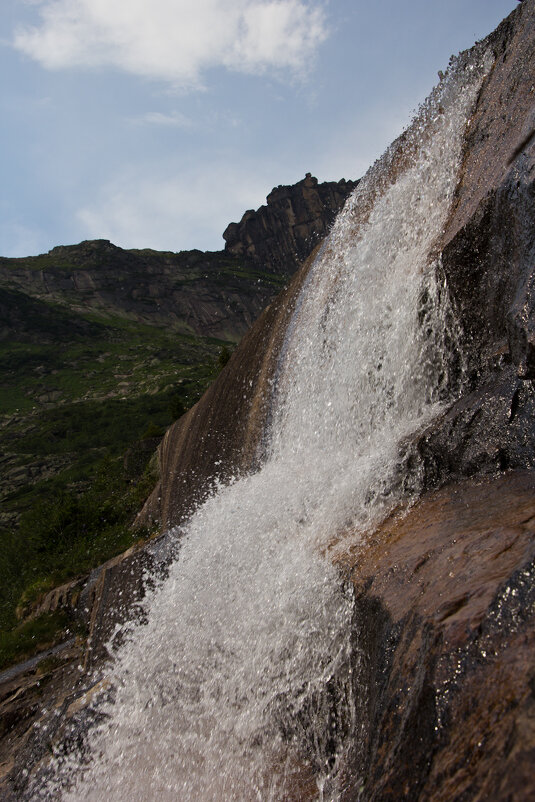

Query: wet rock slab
339;470;535;801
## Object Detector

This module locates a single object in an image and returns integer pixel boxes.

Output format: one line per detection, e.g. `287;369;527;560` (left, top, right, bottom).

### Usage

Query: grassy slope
0;287;239;665
0;178;347;666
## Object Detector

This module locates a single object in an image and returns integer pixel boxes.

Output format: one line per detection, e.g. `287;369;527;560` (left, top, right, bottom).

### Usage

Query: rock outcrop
0;536;171;800
223;173;358;274
0;176;355;343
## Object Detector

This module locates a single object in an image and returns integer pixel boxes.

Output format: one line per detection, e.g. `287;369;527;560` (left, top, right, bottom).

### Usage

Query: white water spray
41;53;491;802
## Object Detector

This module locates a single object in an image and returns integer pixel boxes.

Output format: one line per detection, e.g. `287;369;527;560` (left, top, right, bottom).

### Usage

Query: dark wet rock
73;533;173;671
0;639;85;793
405;0;535;494
339;471;535;802
412;366;535;488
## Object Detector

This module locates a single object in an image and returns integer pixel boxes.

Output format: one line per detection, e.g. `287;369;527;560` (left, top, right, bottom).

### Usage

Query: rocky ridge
0;175;355;343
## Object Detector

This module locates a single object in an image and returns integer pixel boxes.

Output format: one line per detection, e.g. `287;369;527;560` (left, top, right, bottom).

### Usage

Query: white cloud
76;163;276;252
14;0;328;88
133;111;194;128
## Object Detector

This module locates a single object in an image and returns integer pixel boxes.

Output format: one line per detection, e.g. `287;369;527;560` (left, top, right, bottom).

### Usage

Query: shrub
218;345;232;369
141;422;165;439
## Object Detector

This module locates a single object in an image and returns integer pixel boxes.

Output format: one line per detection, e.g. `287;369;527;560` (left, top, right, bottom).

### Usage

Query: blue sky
0;0;517;257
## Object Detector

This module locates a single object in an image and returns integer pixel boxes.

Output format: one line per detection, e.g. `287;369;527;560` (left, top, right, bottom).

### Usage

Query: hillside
0;173;355;640
0;243;280;342
0;175;356;341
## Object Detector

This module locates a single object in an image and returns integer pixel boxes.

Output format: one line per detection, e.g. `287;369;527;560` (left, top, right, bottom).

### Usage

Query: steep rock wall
136;3;535;799
341;4;535;797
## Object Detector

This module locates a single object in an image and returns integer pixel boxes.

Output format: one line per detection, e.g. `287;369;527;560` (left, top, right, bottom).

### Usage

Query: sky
0;0;518;258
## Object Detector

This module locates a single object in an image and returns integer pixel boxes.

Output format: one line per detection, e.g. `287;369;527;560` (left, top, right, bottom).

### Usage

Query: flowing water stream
39;50;492;802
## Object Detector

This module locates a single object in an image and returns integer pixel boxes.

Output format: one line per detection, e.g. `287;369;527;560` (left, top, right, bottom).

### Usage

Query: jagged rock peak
222;173;358;273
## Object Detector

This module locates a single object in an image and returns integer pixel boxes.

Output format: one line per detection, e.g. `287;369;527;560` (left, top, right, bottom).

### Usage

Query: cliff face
223;173;358;274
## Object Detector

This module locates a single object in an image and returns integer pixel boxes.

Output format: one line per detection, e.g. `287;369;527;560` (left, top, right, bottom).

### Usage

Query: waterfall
40;50;492;802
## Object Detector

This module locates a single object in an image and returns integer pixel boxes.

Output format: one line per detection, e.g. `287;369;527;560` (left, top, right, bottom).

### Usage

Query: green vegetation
0;456;157;630
0;610;75;671
0;291;236;668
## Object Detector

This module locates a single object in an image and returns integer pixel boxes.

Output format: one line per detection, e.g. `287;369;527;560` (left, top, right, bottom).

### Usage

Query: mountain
0;175;357;343
0;174;355;535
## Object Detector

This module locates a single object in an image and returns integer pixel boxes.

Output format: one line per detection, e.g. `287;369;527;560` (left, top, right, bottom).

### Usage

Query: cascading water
38;50;492;802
